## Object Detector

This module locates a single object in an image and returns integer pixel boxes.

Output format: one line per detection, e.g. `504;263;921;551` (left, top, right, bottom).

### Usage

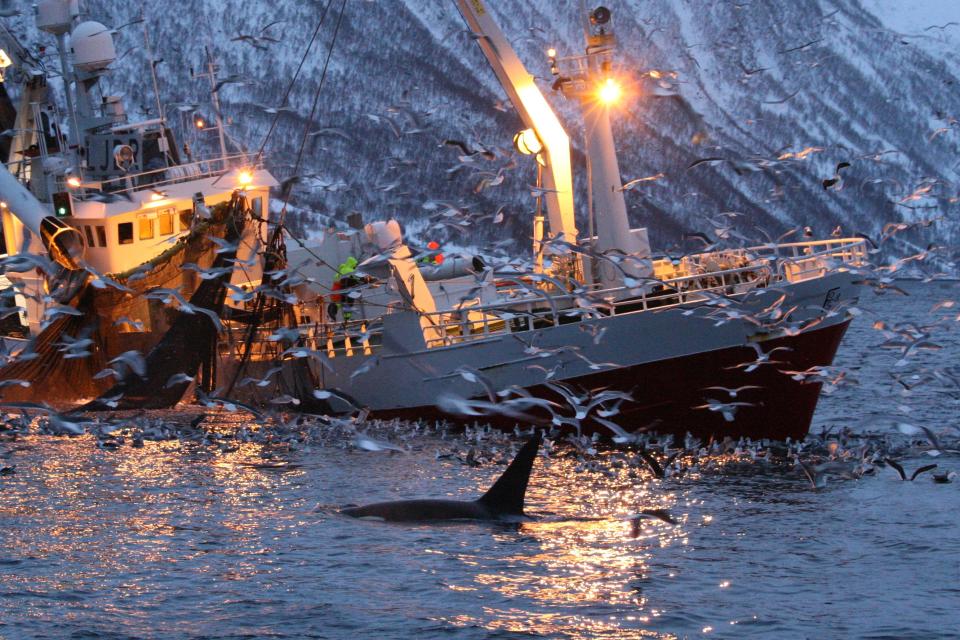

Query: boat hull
273;270;861;441
366;318;850;441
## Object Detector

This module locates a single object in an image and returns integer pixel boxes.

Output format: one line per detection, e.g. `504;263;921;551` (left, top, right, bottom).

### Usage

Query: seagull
932;470;956;484
796;459;828;490
638;448;683;479
692;399;756;422
353;432;407;454
885;459;938;481
452;366;497;402
895;422;951;456
107;350;147;378
212;74;252;94
725;343;792;373
593;415;645;444
627;509;677;537
703;385;763;399
164;373;195;388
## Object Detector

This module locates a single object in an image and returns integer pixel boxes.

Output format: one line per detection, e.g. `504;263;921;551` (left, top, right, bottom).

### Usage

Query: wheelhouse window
179;209;193;232
118;222;133;245
158;208;175;235
251;196;263;218
96;226;107;247
138;214;155;240
83;225;95;247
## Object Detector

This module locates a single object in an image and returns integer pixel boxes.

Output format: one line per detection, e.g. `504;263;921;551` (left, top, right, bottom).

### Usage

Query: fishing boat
0;0;275;404
223;1;867;441
0;1;866;442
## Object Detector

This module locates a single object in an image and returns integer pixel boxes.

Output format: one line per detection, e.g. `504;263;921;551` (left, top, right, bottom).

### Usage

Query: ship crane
453;1;651;289
453;0;579;278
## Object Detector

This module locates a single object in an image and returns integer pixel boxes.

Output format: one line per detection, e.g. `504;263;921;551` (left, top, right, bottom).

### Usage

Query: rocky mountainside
5;0;959;266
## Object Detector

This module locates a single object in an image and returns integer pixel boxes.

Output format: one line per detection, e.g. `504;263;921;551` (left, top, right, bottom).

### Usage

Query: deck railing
87;153;258;197
231;238;868;359
747;237;868;282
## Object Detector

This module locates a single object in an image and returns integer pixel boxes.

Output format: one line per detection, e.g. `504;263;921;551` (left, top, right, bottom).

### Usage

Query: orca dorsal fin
477;432;541;516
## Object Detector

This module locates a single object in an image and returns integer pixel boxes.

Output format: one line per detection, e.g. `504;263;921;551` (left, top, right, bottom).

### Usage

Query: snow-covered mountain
5;0;959;263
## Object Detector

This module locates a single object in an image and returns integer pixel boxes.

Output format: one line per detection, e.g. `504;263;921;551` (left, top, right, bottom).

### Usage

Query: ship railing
223;319;384;360
4;158;31;182
218;326;290;362
747;238;868;283
234;240;856;357
227;261;773;356
85;153;258;197
420;262;773;348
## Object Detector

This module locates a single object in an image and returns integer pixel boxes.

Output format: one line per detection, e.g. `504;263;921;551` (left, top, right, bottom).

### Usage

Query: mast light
598;77;622;105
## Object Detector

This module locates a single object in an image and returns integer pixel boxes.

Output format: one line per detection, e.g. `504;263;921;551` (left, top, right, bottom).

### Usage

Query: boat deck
222;238;867;361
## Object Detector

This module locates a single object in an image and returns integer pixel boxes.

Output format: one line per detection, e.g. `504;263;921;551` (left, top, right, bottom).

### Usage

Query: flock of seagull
0;6;956;525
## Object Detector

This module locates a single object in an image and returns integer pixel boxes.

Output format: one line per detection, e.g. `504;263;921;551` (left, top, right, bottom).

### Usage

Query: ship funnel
0;165;85;270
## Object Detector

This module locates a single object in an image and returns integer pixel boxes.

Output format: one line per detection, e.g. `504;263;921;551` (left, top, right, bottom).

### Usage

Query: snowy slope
863;0;960;49
3;0;957;262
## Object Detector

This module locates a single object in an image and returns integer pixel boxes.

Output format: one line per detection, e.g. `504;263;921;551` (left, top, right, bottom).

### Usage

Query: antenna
193;46;229;162
141;5;165;124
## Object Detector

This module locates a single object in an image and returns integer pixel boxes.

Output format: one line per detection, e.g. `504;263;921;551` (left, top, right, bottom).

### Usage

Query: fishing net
0;197;247;407
83;193;250;410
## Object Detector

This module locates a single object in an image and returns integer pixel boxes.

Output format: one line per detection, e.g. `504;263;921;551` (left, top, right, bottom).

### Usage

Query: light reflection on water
0;282;959;639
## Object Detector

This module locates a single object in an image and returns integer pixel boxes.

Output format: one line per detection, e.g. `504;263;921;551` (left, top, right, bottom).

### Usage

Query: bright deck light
237;169;254;188
598;77;622;105
66;176;81;188
0;49;11;81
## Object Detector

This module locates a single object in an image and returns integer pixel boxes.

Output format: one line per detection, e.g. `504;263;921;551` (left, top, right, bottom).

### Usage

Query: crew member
418;241;444;266
328;257;360;322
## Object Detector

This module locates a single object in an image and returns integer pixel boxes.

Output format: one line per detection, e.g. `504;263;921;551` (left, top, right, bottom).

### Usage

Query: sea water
0;281;958;639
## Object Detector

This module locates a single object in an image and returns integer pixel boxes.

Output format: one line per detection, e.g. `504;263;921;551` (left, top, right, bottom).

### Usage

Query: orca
341;432;541;522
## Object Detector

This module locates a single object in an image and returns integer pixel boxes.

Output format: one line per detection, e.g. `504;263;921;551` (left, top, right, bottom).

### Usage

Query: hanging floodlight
513;128;543;156
590;6;611;25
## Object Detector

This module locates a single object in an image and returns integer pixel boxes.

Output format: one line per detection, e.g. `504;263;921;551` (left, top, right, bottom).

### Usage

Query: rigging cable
254;0;335;163
224;0;348;397
277;0;348;227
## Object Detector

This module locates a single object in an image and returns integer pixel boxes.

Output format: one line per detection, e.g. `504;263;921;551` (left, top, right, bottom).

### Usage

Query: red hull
374;319;852;442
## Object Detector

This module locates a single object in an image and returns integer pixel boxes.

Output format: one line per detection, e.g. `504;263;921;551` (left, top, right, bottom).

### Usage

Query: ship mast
193;47;230;162
551;3;650;289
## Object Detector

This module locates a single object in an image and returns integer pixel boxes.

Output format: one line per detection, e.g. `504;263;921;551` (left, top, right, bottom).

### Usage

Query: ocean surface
1;281;958;639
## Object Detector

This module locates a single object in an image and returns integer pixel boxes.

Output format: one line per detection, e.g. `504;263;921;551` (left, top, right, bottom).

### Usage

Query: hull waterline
366;318;851;441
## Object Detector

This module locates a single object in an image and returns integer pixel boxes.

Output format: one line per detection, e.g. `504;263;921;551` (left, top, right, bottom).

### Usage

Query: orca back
477;432;541;516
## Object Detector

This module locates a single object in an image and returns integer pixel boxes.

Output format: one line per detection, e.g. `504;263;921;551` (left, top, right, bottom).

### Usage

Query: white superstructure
0;0;276;335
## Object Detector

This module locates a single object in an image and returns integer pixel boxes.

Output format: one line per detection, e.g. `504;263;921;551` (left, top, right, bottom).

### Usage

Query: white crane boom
453;0;578;246
0;23;85;270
